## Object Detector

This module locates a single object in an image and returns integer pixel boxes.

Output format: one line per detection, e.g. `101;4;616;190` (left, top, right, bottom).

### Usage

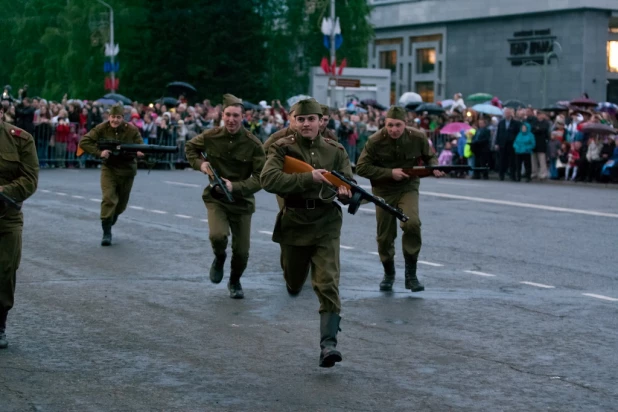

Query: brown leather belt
284;198;331;210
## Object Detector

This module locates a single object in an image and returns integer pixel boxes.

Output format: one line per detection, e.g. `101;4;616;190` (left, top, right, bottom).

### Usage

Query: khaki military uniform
185;126;265;273
79;121;143;221
356;127;437;262
261;134;353;314
0;122;39;316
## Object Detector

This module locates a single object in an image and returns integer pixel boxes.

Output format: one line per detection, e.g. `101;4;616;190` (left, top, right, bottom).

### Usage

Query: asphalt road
1;169;617;412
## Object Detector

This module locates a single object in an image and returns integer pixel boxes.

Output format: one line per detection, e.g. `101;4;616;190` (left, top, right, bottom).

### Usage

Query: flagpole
328;0;336;109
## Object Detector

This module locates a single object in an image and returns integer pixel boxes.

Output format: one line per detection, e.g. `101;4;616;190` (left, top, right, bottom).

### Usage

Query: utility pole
95;0;116;93
328;0;336;108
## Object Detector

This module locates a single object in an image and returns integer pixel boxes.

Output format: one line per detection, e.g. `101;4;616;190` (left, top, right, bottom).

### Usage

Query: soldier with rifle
0;105;39;349
185;94;265;299
356;106;446;293
79;103;174;246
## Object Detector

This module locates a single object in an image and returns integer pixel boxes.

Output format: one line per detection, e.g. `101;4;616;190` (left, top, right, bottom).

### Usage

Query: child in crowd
565;142;580;181
438;141;453;166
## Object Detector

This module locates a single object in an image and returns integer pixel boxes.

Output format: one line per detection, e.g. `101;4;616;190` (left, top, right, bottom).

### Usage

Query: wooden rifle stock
402;165;489;178
283;156;351;190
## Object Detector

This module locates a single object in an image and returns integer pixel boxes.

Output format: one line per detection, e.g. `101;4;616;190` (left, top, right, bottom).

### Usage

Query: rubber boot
379;260;396;291
319;312;342;368
209;252;226;284
227;255;246;299
101;220;113;246
0;308;8;349
404;255;424;292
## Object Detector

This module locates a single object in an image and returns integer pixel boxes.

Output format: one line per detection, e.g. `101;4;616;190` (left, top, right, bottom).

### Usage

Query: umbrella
398;92;423;106
287;94;312;107
241;100;261;111
440;122;472;135
569;97;597;107
155;97;179;106
471;104;504;116
596;102;618;113
103;93;132;105
439;99;455;109
360;99;387;110
94;98;118;106
540;104;569;112
466;93;493;102
67;99;83;107
581;122;617;135
503;99;527;109
405;102;423;111
166;81;197;96
413;103;445;115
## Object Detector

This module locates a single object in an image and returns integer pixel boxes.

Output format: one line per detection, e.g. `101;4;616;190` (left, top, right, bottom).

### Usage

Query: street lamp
94;0;116;93
542;41;562;108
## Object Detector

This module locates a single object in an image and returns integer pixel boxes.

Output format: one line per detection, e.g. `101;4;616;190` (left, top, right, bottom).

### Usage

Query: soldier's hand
312;169;331;185
433;170;446;178
100;150;111;159
221;178;233;193
392;168;410;181
337;186;352;200
200;161;211;174
136;151;145;158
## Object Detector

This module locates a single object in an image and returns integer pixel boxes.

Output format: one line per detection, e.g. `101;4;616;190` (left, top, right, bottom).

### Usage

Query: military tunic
185;126;265;272
79;121;143;221
0;122;39;314
261;134;353;314
356;127;437;262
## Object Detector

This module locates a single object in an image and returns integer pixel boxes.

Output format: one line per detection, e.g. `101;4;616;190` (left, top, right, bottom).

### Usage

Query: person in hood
513;122;536;182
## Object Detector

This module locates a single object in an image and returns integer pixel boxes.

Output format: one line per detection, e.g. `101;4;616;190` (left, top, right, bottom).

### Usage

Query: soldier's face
109;114;123;128
295;114;321;140
223;106;243;134
385;119;406;139
288;112;296;130
320;115;329;132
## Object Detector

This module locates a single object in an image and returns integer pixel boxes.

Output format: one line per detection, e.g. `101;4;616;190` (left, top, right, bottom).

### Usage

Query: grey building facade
367;0;618;107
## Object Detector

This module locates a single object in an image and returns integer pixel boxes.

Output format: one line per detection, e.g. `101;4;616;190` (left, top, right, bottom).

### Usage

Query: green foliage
0;0;373;104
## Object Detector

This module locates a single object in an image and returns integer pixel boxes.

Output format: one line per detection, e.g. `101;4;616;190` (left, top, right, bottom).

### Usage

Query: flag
338;58;347;76
320;57;330;74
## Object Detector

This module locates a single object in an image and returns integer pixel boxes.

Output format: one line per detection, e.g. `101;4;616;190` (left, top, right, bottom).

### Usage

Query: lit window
416;48;436;74
416;81;434;103
379;50;397;72
608;41;618;73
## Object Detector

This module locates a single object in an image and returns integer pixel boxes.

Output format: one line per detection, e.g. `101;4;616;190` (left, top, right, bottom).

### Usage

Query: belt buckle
306;199;316;210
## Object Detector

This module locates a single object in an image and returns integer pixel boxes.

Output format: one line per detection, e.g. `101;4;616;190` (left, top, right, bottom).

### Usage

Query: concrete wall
444;10;610;107
309;67;391;108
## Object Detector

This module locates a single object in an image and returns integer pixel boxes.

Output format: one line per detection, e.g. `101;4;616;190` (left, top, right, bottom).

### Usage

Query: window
608;41;618;73
416;48;436;74
416;81;434;103
379;50;397;72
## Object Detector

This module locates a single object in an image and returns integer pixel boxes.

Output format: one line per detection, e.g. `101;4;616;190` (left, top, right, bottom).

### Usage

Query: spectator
438;141;453;166
15;97;36;134
565;142;580;181
496;108;521;181
585;136;603;182
531;111;550;180
54;111;70;168
471;118;491;179
547;130;562;180
513;122;535;182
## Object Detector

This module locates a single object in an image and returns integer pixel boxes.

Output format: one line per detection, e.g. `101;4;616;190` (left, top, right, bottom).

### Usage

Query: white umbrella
440;99;455;109
471;104;504;116
398;92;423;106
287;95;312;108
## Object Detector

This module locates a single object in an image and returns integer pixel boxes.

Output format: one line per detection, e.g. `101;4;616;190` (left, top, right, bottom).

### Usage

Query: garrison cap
110;103;124;116
294;99;322;116
222;93;244;109
290;102;299;114
386;106;406;122
320;104;330;116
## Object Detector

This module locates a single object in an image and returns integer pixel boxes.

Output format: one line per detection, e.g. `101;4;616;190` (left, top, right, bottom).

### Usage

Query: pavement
1;168;617;412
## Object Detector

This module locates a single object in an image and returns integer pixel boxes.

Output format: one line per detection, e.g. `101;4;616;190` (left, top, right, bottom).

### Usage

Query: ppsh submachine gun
0;191;22;218
77;140;178;172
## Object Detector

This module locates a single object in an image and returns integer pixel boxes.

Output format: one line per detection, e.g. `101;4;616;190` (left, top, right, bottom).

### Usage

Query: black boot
227;255;246;299
404;255;424;292
319;312;342;368
0;308;8;349
101;220;113;246
379;260;396;291
209;253;226;284
227;279;244;299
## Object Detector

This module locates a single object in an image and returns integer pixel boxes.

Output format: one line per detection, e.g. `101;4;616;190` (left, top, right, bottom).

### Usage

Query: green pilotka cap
386;105;406;121
320;104;330;116
110;103;124;116
289;103;299;114
294;99;322;116
222;93;244;109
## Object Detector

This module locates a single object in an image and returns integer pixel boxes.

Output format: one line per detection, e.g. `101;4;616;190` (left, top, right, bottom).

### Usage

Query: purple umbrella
440;122;472;135
581;122;617;135
570;97;597;107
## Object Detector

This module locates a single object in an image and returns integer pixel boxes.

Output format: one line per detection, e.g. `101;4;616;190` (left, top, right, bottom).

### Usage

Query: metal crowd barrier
32;122;190;170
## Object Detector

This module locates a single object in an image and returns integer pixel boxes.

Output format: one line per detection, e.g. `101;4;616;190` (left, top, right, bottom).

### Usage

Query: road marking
420;191;618;219
175;214;192;219
259;230;273;235
148;209;167;214
464;270;496;277
582;293;618;302
164;180;200;188
41;189;50;193
129;206;144;210
71;195;84;199
200;219;208;222
90;198;101;202
418;261;444;267
340;245;354;250
520;281;555;289
55;192;67;196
